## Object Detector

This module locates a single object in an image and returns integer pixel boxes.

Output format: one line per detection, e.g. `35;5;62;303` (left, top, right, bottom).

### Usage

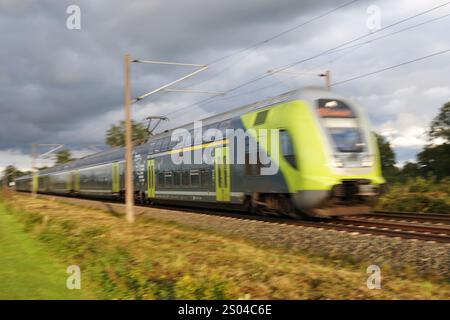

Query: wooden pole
124;54;135;223
325;70;331;90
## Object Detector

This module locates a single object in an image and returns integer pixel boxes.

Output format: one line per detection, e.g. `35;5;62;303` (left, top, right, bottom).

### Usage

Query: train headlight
361;155;373;167
331;156;344;168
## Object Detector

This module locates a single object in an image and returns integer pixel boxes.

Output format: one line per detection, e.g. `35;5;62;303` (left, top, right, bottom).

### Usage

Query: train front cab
291;92;385;217
240;89;385;217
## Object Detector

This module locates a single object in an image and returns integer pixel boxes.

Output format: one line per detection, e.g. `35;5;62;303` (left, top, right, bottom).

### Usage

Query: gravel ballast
33;194;450;277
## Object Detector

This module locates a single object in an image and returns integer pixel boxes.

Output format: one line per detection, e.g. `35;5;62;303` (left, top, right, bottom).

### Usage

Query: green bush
407;176;432;193
377;177;450;213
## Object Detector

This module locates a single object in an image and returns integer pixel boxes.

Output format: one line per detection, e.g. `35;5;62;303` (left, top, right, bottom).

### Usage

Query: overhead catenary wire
279;11;450;79
267;1;450;78
214;9;450;99
321;11;450;56
331;48;450;86
206;0;361;66
180;0;362;90
163;1;450;119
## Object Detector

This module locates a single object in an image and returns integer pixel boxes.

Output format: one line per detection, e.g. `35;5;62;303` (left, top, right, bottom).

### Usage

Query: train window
200;169;210;187
185;130;193;147
202;124;212;142
328;127;364;153
169;137;178;149
245;151;262;176
245;153;252;175
317;99;355;118
204;124;221;142
173;171;181;185
279;130;297;168
254;110;268;125
182;171;190;186
164;172;173;186
218;120;231;134
190;169;200;186
193;130;203;146
148;142;156;154
154;140;162;153
161;137;170;151
157;172;165;187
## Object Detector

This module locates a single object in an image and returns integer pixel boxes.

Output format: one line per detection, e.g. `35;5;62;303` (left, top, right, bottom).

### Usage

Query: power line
211;0;450;88
181;0;362;89
322;11;450;57
207;0;361;66
164;1;450;119
272;1;450;75
331;48;450;86
296;10;450;75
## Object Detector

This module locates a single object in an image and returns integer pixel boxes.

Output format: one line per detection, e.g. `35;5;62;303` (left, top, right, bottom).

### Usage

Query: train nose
332;180;377;200
291;190;330;210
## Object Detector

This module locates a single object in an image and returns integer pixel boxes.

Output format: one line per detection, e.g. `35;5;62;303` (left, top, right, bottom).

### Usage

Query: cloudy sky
1;0;449;172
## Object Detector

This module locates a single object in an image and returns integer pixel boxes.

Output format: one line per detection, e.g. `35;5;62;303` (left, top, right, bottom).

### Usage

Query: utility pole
124;53;135;223
320;70;331;90
122;56;223;224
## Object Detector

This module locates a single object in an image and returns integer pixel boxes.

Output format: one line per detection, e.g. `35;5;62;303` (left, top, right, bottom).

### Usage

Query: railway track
367;211;450;224
16;193;450;244
209;213;450;244
138;203;450;243
328;216;450;243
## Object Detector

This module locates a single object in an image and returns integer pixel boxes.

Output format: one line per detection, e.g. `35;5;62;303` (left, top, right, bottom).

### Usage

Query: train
15;87;386;218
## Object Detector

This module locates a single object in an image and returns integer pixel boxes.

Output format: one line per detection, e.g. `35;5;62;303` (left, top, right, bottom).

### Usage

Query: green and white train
15;88;385;217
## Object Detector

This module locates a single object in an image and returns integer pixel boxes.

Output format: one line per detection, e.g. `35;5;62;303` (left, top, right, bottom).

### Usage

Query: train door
74;170;80;193
66;173;72;192
112;162;120;193
147;159;155;198
215;146;230;202
32;174;38;194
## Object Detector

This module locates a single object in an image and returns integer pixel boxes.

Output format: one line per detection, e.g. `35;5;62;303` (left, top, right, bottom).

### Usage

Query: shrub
377;177;450;213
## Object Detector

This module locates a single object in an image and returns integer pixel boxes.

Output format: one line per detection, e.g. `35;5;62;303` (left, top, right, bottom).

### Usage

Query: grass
2;193;450;299
0;202;93;299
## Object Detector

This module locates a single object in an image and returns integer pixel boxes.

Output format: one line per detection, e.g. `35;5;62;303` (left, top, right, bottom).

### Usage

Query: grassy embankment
1;193;449;299
0;200;92;299
376;177;450;213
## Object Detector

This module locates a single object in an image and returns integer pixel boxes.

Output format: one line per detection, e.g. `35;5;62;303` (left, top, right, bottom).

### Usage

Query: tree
417;144;450;180
417;102;450;180
401;161;420;176
397;161;420;182
2;165;26;184
105;121;150;148
55;149;73;165
374;132;398;180
429;102;450;142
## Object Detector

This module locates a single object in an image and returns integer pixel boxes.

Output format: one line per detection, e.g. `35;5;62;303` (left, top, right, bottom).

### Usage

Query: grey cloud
0;0;449;165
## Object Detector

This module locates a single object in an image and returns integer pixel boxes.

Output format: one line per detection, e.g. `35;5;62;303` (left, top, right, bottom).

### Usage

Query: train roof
17;86;343;179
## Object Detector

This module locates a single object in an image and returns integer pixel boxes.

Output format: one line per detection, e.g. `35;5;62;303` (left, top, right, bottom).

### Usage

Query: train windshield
317;99;366;153
327;127;364;153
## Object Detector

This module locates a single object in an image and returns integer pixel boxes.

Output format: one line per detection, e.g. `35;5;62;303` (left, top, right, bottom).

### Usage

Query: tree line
0;121;150;185
377;101;450;182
